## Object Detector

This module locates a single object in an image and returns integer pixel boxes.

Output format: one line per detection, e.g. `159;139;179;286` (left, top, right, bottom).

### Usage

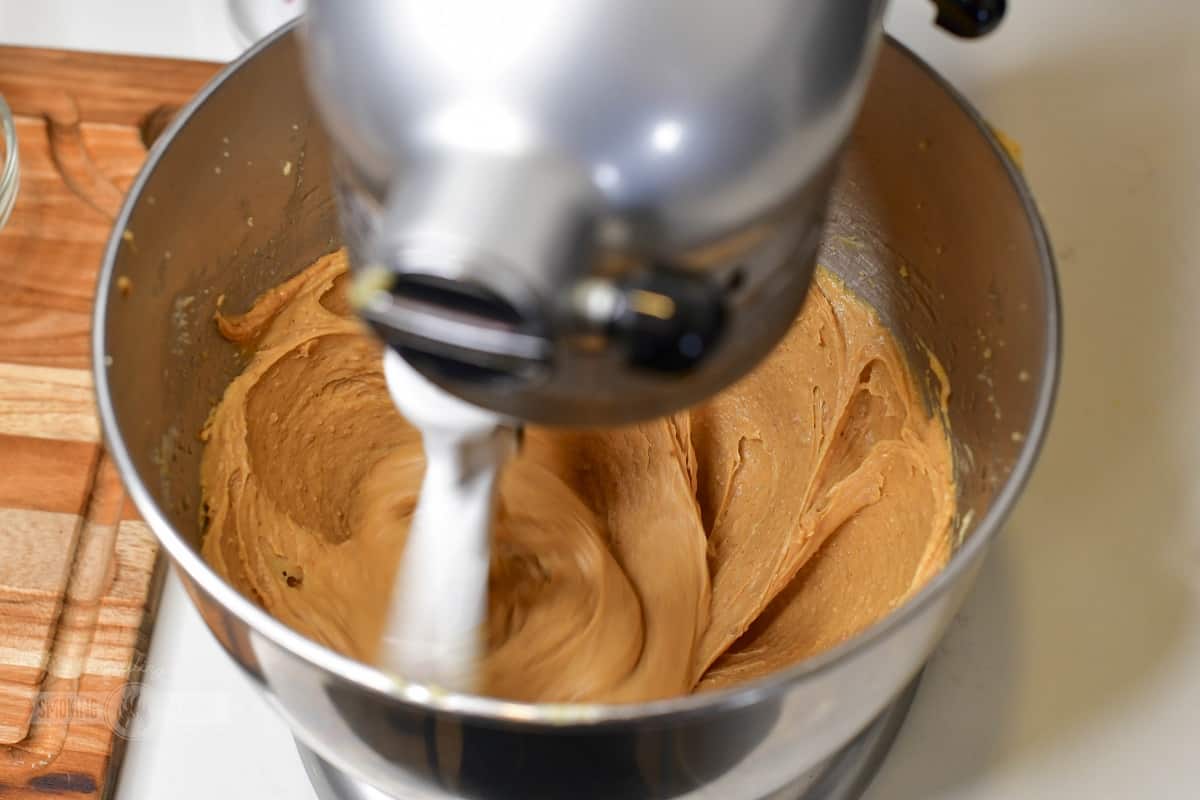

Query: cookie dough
200;249;954;701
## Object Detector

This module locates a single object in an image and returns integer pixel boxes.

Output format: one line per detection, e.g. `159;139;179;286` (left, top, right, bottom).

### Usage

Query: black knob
612;267;725;374
932;0;1006;38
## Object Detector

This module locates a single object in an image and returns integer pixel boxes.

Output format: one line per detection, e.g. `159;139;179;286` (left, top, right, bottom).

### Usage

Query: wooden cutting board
0;46;220;798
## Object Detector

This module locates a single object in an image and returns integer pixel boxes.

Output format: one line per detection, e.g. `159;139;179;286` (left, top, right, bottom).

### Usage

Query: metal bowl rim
92;24;1061;728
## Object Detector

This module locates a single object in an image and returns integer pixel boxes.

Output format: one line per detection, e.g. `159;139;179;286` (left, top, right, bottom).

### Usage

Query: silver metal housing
301;0;888;424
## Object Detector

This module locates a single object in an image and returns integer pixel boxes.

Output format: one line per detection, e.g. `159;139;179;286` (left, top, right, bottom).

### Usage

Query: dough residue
200;249;955;701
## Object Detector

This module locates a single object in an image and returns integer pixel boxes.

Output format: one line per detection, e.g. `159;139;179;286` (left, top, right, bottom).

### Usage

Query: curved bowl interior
94;27;1057;798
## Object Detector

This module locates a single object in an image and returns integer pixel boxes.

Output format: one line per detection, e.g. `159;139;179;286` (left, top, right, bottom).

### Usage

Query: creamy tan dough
200;249;955;702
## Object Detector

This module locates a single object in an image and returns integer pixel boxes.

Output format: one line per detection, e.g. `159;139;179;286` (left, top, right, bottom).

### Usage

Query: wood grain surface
0;46;220;798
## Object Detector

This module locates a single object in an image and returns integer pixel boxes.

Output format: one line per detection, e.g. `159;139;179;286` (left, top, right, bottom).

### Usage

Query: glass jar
0;94;17;230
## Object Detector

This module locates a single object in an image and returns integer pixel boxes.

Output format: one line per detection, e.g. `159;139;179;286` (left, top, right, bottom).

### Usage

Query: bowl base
296;673;919;800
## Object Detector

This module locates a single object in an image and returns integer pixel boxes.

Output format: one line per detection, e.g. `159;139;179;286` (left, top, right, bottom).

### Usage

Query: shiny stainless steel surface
301;0;889;425
93;26;1058;800
296;677;921;800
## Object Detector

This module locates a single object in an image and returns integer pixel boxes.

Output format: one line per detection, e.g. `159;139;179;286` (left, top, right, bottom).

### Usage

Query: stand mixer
298;0;1004;692
302;0;1003;425
94;1;1063;793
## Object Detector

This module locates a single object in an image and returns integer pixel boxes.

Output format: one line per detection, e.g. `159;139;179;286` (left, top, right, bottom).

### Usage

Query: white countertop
3;1;1197;797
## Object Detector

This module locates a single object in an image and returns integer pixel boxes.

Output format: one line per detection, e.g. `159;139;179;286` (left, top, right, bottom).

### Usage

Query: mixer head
301;0;1004;426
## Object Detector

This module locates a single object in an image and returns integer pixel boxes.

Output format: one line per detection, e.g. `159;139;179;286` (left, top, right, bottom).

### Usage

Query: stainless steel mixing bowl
94;26;1059;800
